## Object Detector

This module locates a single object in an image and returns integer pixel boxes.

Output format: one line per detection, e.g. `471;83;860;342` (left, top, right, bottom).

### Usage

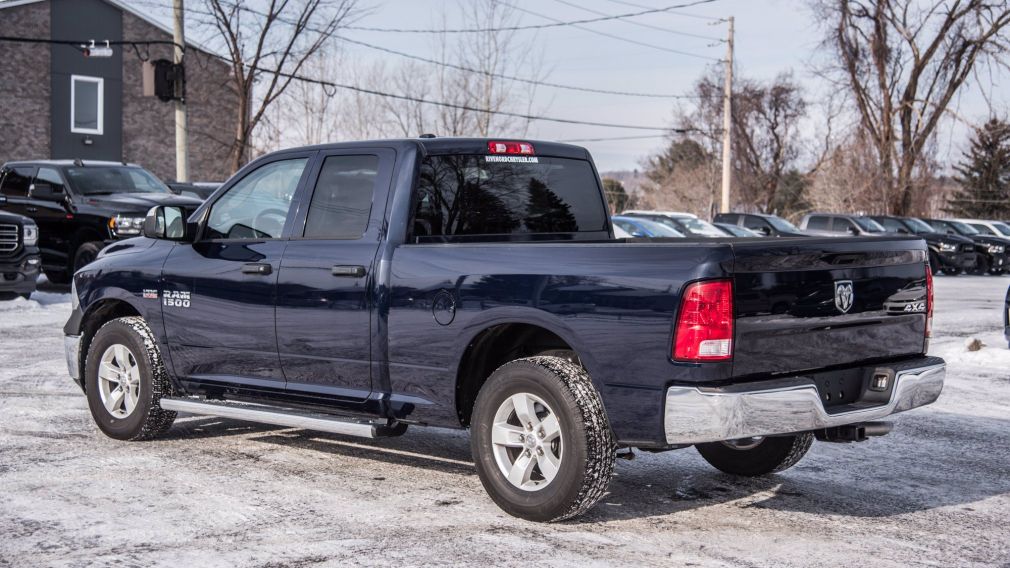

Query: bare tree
679;70;816;216
812;0;1010;215
201;0;357;172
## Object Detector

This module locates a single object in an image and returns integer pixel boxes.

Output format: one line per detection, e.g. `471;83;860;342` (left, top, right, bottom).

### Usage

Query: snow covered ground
1;275;1009;567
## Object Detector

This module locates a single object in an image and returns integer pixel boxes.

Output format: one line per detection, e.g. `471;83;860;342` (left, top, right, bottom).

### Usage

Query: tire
470;356;616;522
44;269;71;285
84;316;176;441
696;433;814;477
73;241;103;273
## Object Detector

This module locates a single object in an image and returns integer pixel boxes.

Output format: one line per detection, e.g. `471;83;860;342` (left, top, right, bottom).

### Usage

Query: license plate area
814;368;863;408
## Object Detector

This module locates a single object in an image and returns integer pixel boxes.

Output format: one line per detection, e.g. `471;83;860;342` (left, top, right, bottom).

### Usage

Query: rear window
411;155;608;242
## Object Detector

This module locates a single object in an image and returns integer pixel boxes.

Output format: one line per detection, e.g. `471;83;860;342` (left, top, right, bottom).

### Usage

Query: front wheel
696;433;813;476
470;356;615;522
84;316;176;440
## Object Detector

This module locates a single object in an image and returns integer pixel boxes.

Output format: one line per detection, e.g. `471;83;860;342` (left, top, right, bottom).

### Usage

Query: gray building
0;0;239;182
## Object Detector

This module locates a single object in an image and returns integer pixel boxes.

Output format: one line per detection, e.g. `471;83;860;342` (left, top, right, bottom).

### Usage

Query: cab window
1;167;35;198
303;155;379;239
831;217;853;233
806;216;829;230
205;158;307;240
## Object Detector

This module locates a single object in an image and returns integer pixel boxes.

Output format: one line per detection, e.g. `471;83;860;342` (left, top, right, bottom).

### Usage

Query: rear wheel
696;433;813;476
470;356;615;522
84;316;176;441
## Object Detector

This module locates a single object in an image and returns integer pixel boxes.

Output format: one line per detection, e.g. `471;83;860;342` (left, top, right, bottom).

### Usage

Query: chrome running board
159;398;393;439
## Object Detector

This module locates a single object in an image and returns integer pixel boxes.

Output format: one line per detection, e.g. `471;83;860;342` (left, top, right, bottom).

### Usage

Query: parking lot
1;275;1008;567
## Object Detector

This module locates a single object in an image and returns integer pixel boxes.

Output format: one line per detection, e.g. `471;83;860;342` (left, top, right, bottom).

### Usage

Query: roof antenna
73;158;84;167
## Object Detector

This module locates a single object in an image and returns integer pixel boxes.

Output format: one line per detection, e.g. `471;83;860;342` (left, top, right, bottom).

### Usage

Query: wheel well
455;323;575;427
78;300;141;389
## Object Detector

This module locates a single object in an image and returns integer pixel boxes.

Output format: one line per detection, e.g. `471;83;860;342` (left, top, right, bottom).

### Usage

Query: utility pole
173;0;189;182
719;16;734;214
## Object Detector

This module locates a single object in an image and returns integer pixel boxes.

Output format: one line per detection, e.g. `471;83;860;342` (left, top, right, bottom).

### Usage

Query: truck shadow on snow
162;409;1010;523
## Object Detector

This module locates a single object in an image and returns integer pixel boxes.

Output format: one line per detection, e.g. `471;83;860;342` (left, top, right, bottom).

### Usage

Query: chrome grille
0;223;19;253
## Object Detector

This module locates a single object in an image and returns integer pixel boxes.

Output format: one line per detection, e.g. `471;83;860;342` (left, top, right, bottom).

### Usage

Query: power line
560;134;672;142
550;0;724;42
146;0;702;99
337;35;700;99
496;0;723;61
235;60;702;132
604;0;727;22
343;0;721;34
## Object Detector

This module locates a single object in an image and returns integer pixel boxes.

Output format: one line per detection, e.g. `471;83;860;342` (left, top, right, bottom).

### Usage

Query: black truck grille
0;224;19;254
962;243;974;252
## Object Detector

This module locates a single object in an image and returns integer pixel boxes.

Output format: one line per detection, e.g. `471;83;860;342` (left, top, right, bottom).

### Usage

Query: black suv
0;202;40;299
713;212;809;237
0;160;201;283
869;216;976;275
923;218;1010;275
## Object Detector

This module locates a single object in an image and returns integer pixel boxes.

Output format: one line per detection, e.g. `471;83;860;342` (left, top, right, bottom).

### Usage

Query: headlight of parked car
109;214;146;237
988;244;1005;254
22;222;38;246
939;242;957;252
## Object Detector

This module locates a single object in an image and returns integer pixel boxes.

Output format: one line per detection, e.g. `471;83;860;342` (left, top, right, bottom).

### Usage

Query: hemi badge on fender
142;289;159;299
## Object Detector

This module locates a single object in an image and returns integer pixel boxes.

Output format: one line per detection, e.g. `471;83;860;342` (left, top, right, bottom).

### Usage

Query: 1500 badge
163;290;191;308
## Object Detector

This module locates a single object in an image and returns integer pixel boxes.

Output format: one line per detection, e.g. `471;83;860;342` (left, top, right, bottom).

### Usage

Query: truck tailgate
731;237;929;378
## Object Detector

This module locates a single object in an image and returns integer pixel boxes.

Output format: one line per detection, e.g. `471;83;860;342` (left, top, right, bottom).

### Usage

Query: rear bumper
664;357;945;445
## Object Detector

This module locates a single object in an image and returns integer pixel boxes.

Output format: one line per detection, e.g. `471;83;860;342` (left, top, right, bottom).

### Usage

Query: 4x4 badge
834;280;854;314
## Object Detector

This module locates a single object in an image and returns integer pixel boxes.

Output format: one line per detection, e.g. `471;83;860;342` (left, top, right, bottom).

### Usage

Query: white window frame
70;75;104;135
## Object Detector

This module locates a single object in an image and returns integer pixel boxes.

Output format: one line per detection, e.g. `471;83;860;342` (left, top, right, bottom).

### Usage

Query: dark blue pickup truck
63;138;945;522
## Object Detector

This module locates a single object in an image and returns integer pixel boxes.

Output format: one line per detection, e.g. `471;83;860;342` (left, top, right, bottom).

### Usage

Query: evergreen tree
947;118;1010;218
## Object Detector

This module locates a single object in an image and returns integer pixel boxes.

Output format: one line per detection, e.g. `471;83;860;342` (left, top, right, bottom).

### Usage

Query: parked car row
615;208;1010;276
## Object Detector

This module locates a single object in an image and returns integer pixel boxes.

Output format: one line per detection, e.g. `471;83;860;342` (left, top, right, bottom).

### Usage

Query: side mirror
755;226;771;236
29;182;65;202
143;205;189;240
630;230;647;238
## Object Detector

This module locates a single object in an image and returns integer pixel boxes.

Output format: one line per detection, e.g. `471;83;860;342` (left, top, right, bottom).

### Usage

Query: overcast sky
153;0;1004;172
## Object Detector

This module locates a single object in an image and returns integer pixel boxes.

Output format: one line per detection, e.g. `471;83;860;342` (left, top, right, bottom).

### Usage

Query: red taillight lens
673;279;734;362
487;141;534;155
925;263;933;338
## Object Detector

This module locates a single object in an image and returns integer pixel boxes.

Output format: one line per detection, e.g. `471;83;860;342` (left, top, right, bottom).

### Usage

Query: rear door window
831;217;853;233
303;155;379;239
412;155;608;242
1;167;35;198
742;216;770;231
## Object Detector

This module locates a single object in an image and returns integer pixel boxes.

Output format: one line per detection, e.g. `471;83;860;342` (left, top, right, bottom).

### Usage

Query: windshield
664;216;725;237
971;223;996;235
65;166;171;195
949;220;979;235
992;222;1010;237
765;216;799;232
854;217;887;232
904;218;934;233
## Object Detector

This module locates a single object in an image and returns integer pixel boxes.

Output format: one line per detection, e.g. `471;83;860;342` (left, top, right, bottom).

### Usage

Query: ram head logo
834;280;854;314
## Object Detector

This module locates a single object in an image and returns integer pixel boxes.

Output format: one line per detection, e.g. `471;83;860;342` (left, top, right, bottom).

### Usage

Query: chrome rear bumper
664;359;945;445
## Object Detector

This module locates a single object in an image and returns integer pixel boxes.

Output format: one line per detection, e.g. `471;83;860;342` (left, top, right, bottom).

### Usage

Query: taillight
925;264;933;338
673;279;734;362
487;141;534;155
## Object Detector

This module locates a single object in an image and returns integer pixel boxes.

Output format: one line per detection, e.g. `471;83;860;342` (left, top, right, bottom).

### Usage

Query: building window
70;75;103;135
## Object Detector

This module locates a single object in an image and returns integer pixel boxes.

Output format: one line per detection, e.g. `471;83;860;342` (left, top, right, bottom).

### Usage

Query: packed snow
1;275;1008;567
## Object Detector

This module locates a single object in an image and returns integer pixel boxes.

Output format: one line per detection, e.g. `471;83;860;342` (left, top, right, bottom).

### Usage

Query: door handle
242;263;272;275
331;265;366;277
